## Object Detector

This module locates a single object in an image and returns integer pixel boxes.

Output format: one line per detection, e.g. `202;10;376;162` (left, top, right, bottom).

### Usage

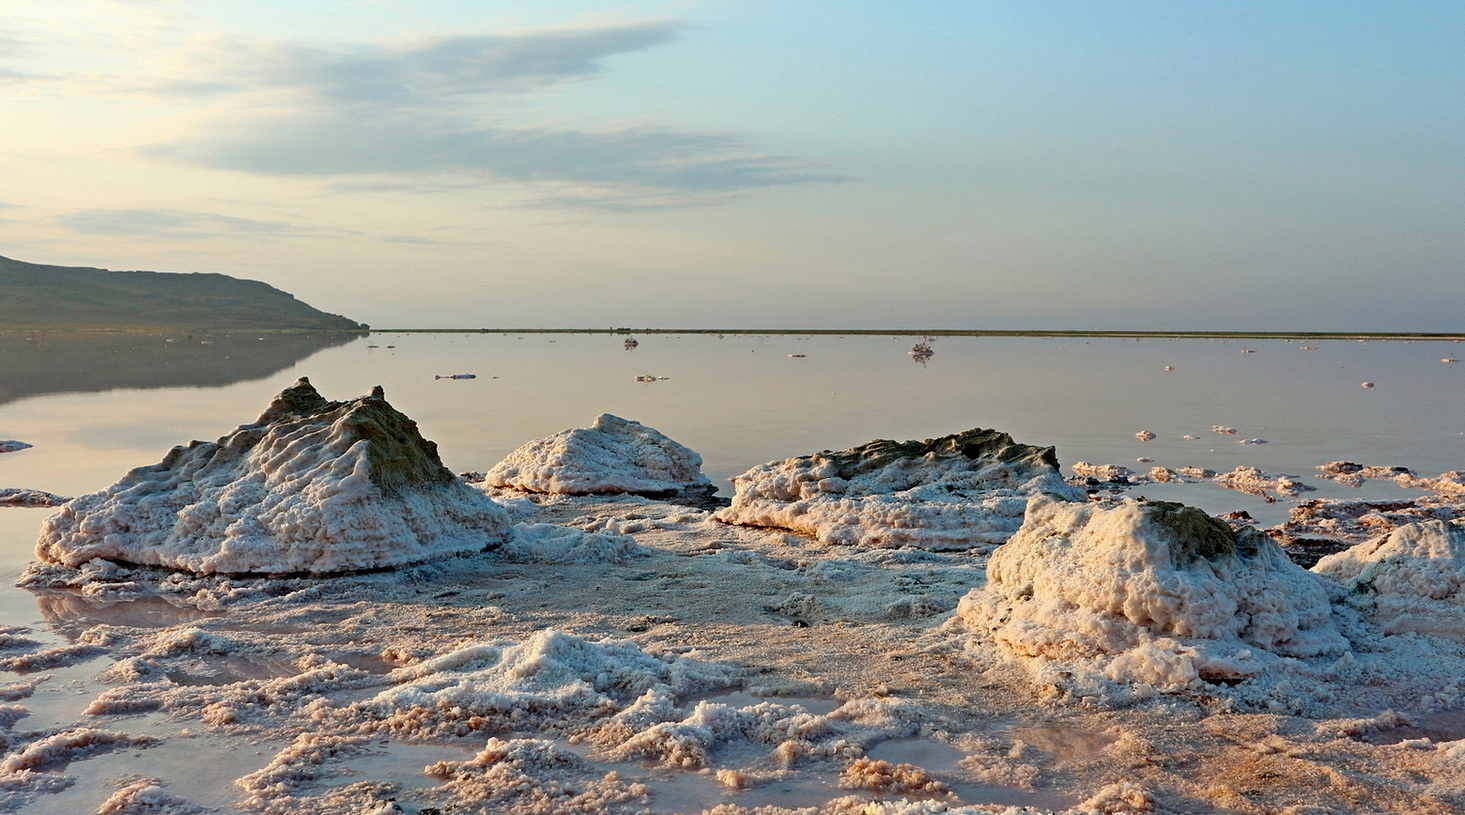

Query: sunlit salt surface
1;331;1463;814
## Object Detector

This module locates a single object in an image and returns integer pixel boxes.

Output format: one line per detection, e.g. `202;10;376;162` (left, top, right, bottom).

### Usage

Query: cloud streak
57;208;320;239
132;22;841;206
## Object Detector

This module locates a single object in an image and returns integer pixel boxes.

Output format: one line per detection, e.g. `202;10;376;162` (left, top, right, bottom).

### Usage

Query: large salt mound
483;413;711;496
712;427;1085;549
1314;519;1465;635
958;496;1348;689
35;377;511;574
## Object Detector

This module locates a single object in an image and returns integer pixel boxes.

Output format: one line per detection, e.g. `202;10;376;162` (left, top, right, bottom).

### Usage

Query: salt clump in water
1313;520;1465;636
34;377;511;575
483;414;711;496
714;428;1084;549
957;496;1348;691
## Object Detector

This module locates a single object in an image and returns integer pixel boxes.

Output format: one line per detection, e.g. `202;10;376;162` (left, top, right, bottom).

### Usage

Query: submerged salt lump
483;413;711;496
35;377;511;575
958;496;1348;690
1314;520;1465;634
714;427;1085;549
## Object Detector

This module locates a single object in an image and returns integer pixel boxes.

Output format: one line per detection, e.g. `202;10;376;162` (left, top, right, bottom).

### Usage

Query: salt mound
713;427;1085;549
1314;520;1465;635
35;377;511;574
958;496;1348;689
483;413;711;496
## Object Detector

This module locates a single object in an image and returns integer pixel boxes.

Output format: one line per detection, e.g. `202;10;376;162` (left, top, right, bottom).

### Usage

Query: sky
2;0;1462;331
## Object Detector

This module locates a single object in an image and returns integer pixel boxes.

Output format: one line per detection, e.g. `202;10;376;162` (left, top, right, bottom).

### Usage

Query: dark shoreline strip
369;328;1465;341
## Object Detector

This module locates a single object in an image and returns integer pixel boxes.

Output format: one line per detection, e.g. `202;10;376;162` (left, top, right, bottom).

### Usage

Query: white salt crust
484;414;711;495
958;496;1348;689
34;379;511;575
714;432;1085;549
1314;520;1465;636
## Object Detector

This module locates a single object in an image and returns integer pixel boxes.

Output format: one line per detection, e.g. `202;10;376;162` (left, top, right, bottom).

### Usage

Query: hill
0;255;366;331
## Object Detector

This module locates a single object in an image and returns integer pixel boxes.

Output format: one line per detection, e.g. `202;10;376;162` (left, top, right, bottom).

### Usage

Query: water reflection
0;330;363;406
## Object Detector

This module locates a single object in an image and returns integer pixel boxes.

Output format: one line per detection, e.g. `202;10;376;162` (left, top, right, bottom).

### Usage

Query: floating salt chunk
788;354;806;358
1135;430;1156;441
1136;457;1154;464
35;377;512;575
714;427;1084;549
1241;349;1255;354
1164;366;1174;371
1443;358;1459;364
1073;462;1135;480
1238;438;1268;445
0;440;32;454
634;375;669;382
484;414;711;496
0;488;69;508
957;496;1347;690
1181;434;1199;440
1212;426;1237;435
1214;465;1312;498
1362;382;1375;389
433;373;477;380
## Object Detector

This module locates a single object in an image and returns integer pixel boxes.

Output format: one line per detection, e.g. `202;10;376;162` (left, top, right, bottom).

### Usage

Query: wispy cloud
56;207;319;239
130;22;843;206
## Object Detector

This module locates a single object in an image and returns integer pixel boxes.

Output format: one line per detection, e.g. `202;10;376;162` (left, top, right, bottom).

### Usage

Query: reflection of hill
0;331;363;406
0;255;366;331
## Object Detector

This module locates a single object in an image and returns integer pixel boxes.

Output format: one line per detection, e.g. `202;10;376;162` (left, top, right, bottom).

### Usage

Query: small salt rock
1135;430;1156;441
1164;366;1174;371
1181;434;1198;440
1136;457;1154;463
1361;382;1375;388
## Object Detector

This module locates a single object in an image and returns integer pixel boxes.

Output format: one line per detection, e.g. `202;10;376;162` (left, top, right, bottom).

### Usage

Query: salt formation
1314;520;1465;635
483;413;711;496
714;427;1085;549
1213;465;1312;498
958;496;1348;689
35;378;511;574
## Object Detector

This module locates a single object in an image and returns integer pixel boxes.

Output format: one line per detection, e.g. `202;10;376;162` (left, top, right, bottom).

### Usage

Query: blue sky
2;0;1461;330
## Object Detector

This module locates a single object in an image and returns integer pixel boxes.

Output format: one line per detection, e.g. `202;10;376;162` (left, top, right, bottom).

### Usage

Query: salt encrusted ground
6;488;1465;814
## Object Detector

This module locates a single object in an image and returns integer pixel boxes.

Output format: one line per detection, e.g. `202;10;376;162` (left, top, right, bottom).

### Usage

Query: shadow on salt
1364;710;1465;745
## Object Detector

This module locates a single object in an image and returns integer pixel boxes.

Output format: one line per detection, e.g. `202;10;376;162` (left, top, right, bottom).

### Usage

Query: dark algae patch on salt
1143;500;1260;562
821;427;1063;475
259;378;457;494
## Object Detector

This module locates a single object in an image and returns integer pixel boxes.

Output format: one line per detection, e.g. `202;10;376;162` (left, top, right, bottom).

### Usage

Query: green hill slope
0;255;366;331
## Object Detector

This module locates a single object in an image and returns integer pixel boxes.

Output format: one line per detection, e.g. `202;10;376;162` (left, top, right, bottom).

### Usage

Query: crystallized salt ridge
342;629;737;738
713;427;1086;549
1314;520;1465;635
35;377;511;575
483;414;711;496
958;496;1349;690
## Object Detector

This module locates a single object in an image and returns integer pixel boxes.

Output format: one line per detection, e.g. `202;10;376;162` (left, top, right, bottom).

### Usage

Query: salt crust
34;378;512;575
958;496;1348;689
714;428;1085;549
13;490;1465;812
484;413;711;496
1314;520;1465;635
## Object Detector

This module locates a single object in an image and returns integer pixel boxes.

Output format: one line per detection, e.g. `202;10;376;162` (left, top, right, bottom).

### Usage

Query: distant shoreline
369;328;1465;341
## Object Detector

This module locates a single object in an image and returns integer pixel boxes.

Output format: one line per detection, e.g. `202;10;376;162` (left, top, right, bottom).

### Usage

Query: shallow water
2;331;1463;813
